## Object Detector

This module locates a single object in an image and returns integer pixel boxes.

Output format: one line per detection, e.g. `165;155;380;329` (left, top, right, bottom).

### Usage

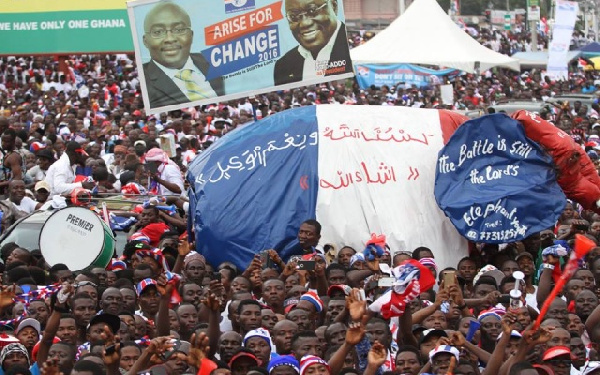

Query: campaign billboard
355;63;460;90
0;0;133;55
127;0;355;114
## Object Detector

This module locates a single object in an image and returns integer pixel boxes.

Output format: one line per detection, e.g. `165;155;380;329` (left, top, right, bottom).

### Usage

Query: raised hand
345;321;365;346
267;249;284;267
156;273;168;297
435;336;452;347
0;284;16;309
282;261;298;277
188;332;210;367
484;291;501;307
448;283;465;307
250;254;262;272
147;336;175;364
346;288;367;322
100;325;121;366
449;331;466;347
522;325;553;346
178;240;192;257
202;291;221;312
435;286;450;307
501;312;517;335
367;341;388;368
365;250;380;272
41;358;63;375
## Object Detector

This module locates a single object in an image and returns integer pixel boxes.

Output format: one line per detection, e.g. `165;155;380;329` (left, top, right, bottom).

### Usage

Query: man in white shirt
5;179;40;214
144;148;184;196
27;149;55;183
45;141;95;196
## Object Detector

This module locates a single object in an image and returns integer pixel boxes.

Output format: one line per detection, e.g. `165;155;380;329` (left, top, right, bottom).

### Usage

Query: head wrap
140;222;170;247
135;247;169;271
184;252;206;268
122;182;147;197
129;232;150;244
145;148;168;163
0;343;29;365
299;291;323;313
268;355;300;374
478;307;505;321
107;259;127;271
349;253;365;268
363;244;384;261
419;257;437;272
300;355;329;375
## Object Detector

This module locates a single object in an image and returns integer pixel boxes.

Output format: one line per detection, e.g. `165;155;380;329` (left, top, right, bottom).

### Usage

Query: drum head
40;207;106;271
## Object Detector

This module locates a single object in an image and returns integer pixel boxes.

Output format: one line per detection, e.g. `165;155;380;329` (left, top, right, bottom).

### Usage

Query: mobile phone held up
296;260;315;271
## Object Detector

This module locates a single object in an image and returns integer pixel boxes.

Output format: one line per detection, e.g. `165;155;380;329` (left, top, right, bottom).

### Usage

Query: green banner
0;9;133;55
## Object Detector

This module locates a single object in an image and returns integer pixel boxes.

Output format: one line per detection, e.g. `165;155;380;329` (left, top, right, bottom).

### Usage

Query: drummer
44;141;96;196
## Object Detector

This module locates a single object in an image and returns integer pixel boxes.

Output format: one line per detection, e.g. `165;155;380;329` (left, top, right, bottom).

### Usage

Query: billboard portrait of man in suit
274;0;352;86
142;2;224;109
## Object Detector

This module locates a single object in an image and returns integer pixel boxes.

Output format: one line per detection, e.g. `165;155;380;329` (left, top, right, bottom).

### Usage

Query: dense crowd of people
0;18;598;375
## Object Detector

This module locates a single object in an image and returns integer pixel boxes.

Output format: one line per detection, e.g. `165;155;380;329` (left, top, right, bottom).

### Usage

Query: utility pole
528;0;540;50
531;20;539;50
399;0;405;15
592;3;598;42
585;0;589;38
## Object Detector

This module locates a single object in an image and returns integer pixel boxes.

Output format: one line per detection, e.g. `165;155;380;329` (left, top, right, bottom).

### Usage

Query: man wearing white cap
429;345;460;375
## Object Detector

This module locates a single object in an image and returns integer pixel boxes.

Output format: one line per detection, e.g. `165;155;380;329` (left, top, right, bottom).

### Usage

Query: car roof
546;94;597;106
15;210;54;224
487;101;547;114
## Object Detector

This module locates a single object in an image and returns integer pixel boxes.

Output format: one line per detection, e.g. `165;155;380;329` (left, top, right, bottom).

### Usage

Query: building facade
343;0;403;30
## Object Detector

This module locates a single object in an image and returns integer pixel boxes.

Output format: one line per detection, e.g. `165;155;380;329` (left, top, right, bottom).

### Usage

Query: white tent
350;0;520;73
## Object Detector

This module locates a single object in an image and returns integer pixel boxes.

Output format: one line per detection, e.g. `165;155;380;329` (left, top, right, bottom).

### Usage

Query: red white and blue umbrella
186;105;469;269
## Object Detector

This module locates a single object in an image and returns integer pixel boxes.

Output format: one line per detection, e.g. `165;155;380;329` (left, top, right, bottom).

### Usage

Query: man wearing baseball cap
419;329;448;363
229;347;260;375
542;346;572;375
15;318;41;353
33;180;51;205
136;278;160;319
28;149;55;184
429;345;460;375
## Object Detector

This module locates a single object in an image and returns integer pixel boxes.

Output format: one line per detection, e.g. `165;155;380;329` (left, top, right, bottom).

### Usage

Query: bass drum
39;207;115;271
